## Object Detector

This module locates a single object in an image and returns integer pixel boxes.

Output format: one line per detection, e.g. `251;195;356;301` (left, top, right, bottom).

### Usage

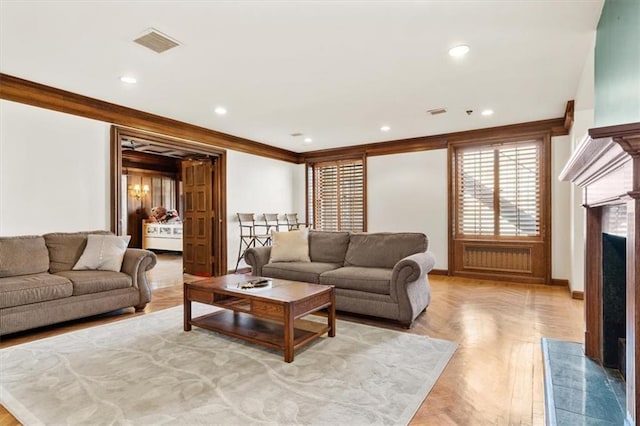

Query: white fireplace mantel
561;122;640;425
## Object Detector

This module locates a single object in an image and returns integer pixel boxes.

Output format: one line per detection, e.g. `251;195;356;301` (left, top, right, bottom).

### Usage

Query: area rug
1;305;457;425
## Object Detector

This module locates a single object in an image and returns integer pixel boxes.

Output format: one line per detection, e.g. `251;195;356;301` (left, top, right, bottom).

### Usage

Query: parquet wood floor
0;253;583;425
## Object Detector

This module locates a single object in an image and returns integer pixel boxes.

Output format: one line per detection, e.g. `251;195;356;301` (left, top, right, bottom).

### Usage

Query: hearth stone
542;338;625;425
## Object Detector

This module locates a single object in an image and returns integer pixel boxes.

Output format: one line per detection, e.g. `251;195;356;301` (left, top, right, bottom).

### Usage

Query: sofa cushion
0;273;73;308
309;231;350;264
320;266;392;295
55;270;132;296
344;232;428;268
73;235;131;272
0;236;50;278
44;231;111;273
262;262;342;284
269;228;311;263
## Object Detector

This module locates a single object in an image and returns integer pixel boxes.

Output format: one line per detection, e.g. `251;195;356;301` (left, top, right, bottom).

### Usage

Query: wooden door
182;159;214;276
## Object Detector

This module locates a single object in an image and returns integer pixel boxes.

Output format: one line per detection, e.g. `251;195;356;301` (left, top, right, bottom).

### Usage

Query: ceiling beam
563;100;575;132
0;73;299;163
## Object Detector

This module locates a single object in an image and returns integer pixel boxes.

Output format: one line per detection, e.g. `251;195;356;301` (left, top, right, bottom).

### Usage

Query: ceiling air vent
427;108;447;115
134;29;180;53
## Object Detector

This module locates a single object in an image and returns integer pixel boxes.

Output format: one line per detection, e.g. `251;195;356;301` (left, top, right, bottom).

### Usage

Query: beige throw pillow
269;228;311;263
73;234;131;272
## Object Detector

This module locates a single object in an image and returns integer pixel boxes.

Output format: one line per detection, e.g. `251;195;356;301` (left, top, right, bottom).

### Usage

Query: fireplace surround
560;122;640;425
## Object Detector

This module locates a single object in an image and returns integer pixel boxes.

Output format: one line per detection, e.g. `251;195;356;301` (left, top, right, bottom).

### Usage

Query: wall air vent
134;29;180;53
427;108;447;115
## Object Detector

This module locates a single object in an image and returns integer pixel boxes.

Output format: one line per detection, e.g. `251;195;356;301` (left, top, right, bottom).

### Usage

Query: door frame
110;126;228;276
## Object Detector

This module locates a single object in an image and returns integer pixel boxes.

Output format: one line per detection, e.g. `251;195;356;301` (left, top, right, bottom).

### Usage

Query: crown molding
590;122;640;156
1;73;572;165
299;116;567;163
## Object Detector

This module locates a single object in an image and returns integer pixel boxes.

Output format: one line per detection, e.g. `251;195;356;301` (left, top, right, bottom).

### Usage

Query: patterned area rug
1;306;456;425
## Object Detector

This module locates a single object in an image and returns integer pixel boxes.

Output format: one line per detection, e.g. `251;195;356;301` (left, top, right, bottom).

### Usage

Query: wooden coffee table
183;274;335;362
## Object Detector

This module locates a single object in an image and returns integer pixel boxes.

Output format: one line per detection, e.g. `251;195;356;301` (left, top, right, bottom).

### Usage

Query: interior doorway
110;126;227;276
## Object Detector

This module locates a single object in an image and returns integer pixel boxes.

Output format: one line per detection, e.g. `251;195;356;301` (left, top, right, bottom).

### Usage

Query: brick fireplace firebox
560;122;640;425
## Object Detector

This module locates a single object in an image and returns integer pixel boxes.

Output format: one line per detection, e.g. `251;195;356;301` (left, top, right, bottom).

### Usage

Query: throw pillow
73;234;131;272
269;228;311;263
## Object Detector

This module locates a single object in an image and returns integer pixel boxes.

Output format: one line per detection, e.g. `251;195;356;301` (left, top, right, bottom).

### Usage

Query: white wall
0;100;111;235
1;98;576;280
551;135;572;281
366;150;448;270
291;163;307;221
0;101;300;273
226;150;298;270
565;34;596;293
363;146;572;278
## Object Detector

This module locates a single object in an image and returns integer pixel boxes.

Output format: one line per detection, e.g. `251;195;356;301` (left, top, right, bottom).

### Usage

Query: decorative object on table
148;206;180;223
143;206;182;251
237;278;271;289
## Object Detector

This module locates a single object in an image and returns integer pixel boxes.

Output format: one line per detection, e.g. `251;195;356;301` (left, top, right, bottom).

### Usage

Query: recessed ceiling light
481;109;494;116
380;125;391;132
304;137;313;144
214;106;227;115
120;76;137;84
448;45;470;57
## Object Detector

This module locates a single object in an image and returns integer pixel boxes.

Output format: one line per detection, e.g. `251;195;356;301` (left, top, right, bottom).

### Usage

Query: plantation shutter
315;163;339;231
456;141;540;237
307;164;314;227
339;161;364;231
498;143;540;236
310;159;364;232
457;147;495;235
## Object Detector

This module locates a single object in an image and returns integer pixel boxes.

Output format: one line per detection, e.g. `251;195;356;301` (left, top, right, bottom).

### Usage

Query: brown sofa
0;231;157;335
245;231;435;327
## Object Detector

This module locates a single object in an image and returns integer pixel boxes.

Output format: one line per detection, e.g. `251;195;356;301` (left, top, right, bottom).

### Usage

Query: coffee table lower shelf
191;310;330;354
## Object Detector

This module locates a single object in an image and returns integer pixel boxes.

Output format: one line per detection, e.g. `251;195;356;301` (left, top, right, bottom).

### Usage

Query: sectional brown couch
0;231;157;335
245;231;435;327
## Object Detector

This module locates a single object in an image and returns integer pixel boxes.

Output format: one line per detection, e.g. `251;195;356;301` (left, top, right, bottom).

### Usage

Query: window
307;158;365;232
455;140;541;238
450;135;550;284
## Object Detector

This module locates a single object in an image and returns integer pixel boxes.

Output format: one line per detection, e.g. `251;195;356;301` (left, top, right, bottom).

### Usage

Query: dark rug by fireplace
542;338;625;424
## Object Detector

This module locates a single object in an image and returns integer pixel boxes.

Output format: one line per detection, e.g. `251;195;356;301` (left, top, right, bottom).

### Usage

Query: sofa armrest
392;251;436;283
121;248;157;309
245;246;272;276
390;250;436;325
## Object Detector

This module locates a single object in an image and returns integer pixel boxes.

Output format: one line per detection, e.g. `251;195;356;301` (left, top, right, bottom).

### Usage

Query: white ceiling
0;1;604;153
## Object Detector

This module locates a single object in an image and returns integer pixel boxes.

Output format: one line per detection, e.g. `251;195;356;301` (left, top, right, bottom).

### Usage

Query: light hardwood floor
0;253;584;425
